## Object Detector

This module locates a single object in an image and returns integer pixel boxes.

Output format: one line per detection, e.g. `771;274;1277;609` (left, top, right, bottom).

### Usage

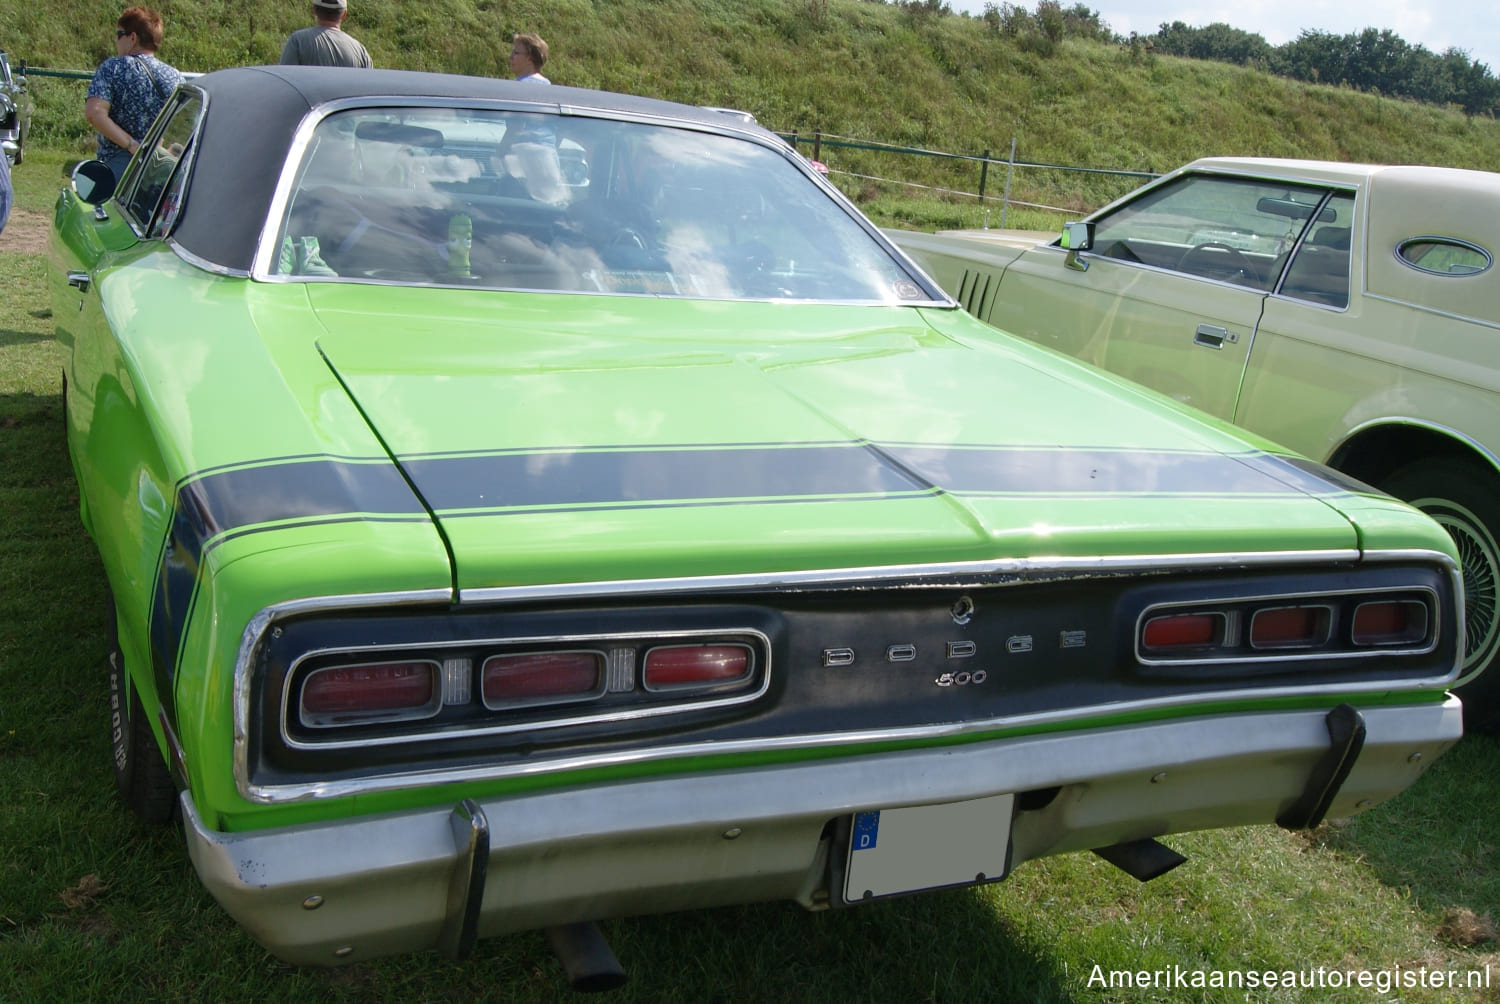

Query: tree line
947;2;1500;117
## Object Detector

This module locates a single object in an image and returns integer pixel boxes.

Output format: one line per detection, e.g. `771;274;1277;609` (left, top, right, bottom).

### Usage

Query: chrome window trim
116;83;208;239
231;548;1460;805
1394;234;1493;277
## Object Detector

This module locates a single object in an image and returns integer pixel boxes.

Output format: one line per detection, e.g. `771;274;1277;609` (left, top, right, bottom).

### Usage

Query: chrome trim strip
1330;416;1500;481
232;549;1460;804
459;549;1366;604
233;588;452;773
1358;291;1500;330
239;671;1458;805
171;240;249;279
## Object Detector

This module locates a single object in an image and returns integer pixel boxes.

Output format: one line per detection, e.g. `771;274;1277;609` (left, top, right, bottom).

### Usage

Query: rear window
1395;237;1492;277
271;106;931;303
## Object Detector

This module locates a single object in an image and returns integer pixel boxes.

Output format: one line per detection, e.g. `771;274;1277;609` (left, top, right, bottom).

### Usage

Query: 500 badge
934;669;987;687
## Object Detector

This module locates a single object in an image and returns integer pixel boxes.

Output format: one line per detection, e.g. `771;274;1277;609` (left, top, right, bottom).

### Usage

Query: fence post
813;130;822;164
1000;136;1017;229
977;149;989;206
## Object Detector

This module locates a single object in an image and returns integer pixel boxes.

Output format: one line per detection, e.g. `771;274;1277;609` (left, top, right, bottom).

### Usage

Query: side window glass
119;93;203;234
1396;238;1491;276
1088;174;1335;292
1279;193;1356;308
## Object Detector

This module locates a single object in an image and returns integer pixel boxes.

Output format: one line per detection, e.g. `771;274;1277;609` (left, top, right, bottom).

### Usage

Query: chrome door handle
67;271;92;293
1194;323;1236;348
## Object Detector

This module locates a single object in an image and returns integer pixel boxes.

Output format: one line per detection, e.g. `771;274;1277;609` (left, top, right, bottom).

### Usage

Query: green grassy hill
8;0;1500;229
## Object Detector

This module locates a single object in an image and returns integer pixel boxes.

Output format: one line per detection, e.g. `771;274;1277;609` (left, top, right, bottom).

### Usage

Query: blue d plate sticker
852;811;881;851
843;794;1014;902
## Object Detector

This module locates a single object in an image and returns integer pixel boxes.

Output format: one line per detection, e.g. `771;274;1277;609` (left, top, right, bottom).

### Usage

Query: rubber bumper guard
1275;703;1366;831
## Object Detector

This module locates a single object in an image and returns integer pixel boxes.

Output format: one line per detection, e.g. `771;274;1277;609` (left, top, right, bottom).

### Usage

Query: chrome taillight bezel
280;626;771;751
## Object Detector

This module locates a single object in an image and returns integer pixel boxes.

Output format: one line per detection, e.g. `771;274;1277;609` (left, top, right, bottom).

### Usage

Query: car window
1276;192;1355;308
118;93;203;236
1087;174;1338;293
273;107;929;302
1396;237;1492;276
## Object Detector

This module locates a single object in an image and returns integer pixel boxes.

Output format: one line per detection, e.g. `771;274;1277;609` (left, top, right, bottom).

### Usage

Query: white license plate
842;793;1014;903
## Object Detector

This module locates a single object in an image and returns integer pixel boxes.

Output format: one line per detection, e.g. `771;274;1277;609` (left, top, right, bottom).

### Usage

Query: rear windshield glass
273;107;931;302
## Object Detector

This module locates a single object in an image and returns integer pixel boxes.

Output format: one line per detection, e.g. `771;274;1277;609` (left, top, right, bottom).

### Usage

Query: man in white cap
280;0;372;68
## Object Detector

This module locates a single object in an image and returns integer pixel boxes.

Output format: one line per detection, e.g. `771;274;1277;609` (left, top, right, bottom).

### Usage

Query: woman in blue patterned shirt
85;6;184;182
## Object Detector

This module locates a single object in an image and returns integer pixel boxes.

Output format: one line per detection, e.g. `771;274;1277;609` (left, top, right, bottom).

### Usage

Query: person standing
85;7;184;182
508;33;550;83
0;147;11;237
280;0;372;69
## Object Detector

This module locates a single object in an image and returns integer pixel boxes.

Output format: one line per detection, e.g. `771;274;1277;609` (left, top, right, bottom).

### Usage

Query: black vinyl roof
173;66;779;272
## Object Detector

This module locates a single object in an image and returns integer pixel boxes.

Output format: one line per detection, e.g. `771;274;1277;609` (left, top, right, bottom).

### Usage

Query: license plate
842;793;1014;903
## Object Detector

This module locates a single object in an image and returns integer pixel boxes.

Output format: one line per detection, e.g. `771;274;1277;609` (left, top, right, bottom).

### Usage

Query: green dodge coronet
52;68;1464;984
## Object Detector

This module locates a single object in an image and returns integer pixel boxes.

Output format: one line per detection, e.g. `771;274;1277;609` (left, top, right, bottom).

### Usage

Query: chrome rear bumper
183;698;1461;966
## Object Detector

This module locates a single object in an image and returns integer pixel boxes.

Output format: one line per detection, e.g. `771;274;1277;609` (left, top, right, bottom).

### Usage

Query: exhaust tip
546;921;627;993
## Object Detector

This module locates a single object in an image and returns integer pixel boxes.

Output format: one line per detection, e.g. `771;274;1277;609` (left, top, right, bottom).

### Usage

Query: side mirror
1061;220;1094;272
71;160;117;205
1060;220;1094;251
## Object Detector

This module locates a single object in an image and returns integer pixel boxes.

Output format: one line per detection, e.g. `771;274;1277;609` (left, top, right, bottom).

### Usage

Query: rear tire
1382;458;1500;732
106;597;178;823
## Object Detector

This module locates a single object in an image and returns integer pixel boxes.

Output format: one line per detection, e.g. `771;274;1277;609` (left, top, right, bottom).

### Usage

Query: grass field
2;149;1498;1002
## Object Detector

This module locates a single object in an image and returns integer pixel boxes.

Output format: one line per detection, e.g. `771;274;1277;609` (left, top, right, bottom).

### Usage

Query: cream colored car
892;157;1500;727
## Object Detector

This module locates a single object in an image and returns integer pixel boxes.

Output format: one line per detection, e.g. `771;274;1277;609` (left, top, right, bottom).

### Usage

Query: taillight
643;644;752;690
300;660;439;726
481;650;606;709
1139;589;1436;665
1141;613;1223;652
1352;600;1429;646
1250;606;1330;649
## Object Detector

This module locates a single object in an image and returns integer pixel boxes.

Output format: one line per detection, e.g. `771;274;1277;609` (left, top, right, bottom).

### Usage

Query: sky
947;1;1500;74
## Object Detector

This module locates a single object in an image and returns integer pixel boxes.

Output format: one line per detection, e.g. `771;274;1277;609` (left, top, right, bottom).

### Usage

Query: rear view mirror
1256;196;1336;223
355;121;444;150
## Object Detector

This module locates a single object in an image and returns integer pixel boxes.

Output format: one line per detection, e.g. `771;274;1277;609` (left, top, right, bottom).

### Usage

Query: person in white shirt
509;33;550;84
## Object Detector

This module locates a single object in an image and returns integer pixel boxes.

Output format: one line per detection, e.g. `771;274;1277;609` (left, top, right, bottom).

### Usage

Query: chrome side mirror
1061;220;1094;272
1061;220;1094;251
71;160;117;205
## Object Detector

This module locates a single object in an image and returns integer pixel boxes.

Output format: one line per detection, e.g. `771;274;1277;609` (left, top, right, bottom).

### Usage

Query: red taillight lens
1141;613;1223;652
1352;601;1428;646
643;644;751;690
481;650;605;708
301;661;437;719
1250;606;1329;649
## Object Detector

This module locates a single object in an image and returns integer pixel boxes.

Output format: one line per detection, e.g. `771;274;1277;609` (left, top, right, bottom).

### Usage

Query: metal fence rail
780;130;1159;226
13;57;1159;224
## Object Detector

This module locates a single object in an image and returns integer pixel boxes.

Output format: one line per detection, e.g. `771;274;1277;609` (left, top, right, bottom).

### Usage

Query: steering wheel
1177;241;1261;285
612;227;651;252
